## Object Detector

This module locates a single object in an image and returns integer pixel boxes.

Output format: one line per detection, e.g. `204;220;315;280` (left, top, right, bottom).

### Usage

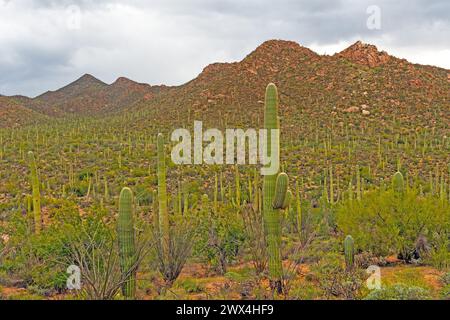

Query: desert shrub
441;272;450;286
242;203;267;275
336;188;449;259
154;214;198;287
134;184;153;206
426;233;450;270
65;216;149;300
441;284;450;299
313;252;366;300
178;278;204;294
68;181;90;197
1;200;81;292
364;284;431;300
194;205;245;275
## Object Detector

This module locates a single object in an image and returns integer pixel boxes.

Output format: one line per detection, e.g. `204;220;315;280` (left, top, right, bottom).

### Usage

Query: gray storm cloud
0;0;448;96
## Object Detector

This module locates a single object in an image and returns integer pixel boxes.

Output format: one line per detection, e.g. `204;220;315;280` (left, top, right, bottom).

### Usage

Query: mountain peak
246;39;317;61
338;41;391;67
112;77;139;87
74;74;106;85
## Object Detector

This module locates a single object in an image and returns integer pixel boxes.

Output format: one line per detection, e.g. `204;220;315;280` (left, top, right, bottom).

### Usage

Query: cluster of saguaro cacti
344;235;355;270
117;187;137;299
28;151;41;234
262;83;292;292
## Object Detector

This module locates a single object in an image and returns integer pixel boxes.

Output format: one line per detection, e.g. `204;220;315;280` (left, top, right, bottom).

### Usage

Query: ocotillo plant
344;235;355;270
262;83;286;293
157;133;170;263
28;151;41;234
118;187;136;299
155;133;195;286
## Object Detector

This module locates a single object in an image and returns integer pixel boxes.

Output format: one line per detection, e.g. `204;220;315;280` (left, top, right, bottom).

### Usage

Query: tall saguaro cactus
344;235;355;270
28;151;41;234
157;133;170;262
118;187;136;299
263;83;284;292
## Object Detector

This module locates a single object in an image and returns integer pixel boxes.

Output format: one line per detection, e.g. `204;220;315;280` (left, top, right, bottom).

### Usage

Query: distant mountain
128;40;448;133
0;40;448;129
0;96;48;128
31;74;166;116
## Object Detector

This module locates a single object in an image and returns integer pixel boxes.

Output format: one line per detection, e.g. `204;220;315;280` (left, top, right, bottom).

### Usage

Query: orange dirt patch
0;286;28;298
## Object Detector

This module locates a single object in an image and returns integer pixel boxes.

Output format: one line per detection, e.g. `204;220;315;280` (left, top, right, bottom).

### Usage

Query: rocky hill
0;40;448;131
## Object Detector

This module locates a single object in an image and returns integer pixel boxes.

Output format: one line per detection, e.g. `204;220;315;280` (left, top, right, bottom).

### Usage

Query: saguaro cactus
344;235;355;270
263;83;284;292
393;171;405;193
157;133;170;262
296;181;302;237
28;151;41;234
118;187;136;299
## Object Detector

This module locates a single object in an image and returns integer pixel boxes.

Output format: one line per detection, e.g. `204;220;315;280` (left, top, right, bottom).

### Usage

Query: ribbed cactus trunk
393;171;404;194
157;133;170;263
28;151;41;234
344;235;355;270
235;165;241;206
118;187;136;299
263;83;283;292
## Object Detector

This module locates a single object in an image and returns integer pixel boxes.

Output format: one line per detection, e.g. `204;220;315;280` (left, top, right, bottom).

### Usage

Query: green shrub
194;205;245;275
178;278;204;294
1;199;109;292
364;284;431;300
336;188;449;258
441;284;450;299
313;251;365;300
441;272;450;286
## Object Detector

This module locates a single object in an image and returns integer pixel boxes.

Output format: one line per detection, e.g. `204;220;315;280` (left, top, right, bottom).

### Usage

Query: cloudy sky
0;0;448;97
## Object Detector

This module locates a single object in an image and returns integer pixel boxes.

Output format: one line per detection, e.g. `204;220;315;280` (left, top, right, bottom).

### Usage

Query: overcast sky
0;0;448;97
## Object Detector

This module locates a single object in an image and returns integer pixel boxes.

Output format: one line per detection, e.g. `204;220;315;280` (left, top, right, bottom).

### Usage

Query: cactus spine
344;235;355;270
263;83;283;292
157;133;170;262
28;151;41;234
118;187;136;299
